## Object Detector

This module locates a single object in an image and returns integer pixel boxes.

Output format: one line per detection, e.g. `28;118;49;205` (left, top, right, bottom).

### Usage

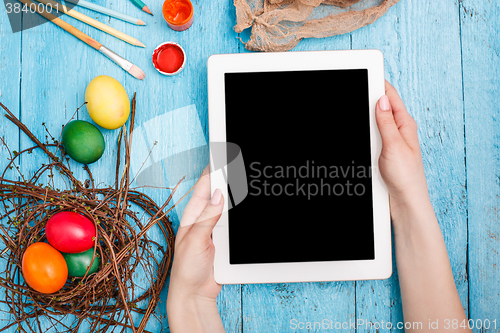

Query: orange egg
22;242;68;294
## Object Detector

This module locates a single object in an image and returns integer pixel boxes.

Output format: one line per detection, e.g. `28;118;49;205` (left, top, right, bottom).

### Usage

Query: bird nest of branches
0;96;186;332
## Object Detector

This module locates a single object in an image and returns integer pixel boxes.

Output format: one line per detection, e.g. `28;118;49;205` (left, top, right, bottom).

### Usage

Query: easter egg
22;242;68;294
85;75;130;130
62;120;105;164
46;212;96;253
62;248;100;277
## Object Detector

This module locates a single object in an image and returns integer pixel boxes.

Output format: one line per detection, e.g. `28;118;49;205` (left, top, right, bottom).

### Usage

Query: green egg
62;248;100;277
62;120;105;164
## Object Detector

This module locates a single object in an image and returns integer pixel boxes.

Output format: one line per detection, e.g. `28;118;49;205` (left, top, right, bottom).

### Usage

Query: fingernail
210;189;222;205
379;95;390;111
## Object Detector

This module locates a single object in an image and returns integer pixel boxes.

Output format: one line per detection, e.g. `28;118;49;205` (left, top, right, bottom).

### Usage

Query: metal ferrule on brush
99;46;133;72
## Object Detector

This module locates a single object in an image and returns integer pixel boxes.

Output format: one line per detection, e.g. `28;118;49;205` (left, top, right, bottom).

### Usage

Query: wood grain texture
16;0;103;50
351;0;469;331
18;6;125;330
14;0;242;330
35;0;145;47
243;281;355;332
460;0;500;329
239;32;358;333
0;0;21;175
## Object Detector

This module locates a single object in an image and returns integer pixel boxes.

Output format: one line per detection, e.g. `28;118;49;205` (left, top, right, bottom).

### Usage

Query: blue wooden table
0;0;499;331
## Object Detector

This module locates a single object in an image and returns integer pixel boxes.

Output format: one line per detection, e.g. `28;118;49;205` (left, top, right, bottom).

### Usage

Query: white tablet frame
207;50;391;284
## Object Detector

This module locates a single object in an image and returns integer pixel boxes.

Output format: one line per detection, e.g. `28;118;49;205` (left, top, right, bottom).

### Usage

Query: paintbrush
16;0;145;80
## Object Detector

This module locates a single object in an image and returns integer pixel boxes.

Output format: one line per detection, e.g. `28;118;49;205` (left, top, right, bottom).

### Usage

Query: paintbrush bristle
129;65;146;80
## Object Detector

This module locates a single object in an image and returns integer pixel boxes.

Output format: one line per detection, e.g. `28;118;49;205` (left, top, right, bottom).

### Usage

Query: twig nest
0;97;180;333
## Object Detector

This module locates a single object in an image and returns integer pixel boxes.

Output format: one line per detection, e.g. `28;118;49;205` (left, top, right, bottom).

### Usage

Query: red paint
162;0;193;31
45;211;96;253
152;43;185;75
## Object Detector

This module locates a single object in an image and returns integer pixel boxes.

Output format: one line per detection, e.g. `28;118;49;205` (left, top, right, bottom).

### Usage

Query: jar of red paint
152;42;186;76
162;0;194;31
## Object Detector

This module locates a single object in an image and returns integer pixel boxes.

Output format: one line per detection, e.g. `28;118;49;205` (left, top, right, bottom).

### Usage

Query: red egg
45;212;96;253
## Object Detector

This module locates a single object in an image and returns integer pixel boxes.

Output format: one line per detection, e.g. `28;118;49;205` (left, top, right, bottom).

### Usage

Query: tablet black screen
224;69;374;264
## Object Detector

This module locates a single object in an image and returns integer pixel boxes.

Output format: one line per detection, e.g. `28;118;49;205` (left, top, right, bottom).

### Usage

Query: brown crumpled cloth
234;0;400;52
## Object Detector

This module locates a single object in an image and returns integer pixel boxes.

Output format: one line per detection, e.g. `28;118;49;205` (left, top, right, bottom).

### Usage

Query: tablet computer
207;50;391;284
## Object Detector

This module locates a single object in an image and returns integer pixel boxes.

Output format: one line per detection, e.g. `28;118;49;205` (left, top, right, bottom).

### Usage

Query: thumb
375;95;401;147
189;189;224;239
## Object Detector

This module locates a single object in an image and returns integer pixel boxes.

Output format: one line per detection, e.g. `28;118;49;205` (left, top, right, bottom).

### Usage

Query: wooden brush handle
16;0;102;50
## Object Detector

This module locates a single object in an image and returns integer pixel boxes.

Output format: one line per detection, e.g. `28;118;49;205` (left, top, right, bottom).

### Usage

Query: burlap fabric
234;0;400;52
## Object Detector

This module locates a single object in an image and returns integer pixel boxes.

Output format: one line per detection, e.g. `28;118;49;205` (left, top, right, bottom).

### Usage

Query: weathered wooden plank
105;0;243;330
3;0;499;331
351;1;468;331
17;7;123;331
460;0;500;330
0;5;21;176
351;3;405;332
16;1;160;331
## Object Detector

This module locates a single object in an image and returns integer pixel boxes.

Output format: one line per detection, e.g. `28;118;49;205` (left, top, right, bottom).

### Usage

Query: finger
385;81;420;149
189;189;224;240
177;166;211;243
375;94;402;148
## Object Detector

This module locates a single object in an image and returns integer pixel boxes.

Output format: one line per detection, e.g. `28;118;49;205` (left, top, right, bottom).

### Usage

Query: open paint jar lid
152;42;186;76
162;0;194;31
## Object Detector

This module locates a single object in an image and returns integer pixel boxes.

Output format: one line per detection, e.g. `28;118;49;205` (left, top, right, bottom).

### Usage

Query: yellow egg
85;75;130;130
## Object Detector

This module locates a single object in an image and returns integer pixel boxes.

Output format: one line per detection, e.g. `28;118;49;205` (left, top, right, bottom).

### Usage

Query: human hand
375;81;429;209
167;167;225;333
